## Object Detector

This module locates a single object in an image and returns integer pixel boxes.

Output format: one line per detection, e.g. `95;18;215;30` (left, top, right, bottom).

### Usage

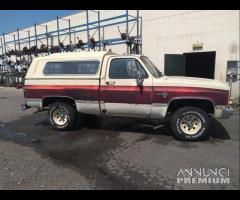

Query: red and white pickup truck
22;51;234;141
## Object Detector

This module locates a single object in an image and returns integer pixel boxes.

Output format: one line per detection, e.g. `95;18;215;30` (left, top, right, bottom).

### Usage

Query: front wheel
49;102;77;131
170;106;210;141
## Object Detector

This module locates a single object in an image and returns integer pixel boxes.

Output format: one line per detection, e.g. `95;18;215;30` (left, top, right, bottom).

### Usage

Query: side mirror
136;71;144;86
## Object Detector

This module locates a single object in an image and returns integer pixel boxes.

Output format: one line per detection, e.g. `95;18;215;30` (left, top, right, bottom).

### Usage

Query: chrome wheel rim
52;107;68;126
179;114;202;135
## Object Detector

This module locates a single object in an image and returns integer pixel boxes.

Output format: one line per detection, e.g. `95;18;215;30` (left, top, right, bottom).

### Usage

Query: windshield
140;56;163;78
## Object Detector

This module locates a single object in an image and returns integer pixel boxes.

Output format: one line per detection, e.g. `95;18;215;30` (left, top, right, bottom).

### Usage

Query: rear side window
44;61;100;75
44;62;69;74
71;61;99;74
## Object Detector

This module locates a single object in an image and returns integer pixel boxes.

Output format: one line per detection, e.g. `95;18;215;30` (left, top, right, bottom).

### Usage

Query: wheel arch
166;97;215;116
42;96;77;109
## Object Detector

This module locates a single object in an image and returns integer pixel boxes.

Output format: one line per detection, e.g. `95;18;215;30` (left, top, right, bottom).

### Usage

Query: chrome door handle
106;81;115;85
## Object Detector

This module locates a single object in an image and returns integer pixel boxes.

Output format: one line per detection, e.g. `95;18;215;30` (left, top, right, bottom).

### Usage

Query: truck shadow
34;114;231;141
207;118;231;140
33;113;170;136
78;116;231;141
93;117;172;136
1;112;231;146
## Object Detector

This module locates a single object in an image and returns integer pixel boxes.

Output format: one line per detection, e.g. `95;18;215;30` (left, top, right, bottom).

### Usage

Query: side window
44;62;70;74
109;58;148;79
44;61;99;75
71;61;99;74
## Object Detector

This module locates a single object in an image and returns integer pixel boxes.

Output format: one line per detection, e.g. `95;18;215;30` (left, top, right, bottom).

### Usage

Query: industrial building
0;10;239;101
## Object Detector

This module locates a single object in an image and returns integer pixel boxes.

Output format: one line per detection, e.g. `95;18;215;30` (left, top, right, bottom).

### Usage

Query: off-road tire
170;106;210;141
49;102;77;131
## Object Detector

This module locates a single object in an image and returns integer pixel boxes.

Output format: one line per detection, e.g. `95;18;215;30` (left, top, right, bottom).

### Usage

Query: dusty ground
0;87;239;190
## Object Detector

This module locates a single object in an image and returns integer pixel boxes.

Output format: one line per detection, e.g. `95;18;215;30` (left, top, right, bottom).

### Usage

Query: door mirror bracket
136;71;144;86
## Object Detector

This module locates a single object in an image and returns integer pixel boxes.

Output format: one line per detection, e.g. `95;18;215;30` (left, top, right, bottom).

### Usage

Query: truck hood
154;76;229;91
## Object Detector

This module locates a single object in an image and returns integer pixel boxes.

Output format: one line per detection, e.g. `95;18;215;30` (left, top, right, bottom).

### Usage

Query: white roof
31;51;143;64
45;51;111;59
30;51;117;63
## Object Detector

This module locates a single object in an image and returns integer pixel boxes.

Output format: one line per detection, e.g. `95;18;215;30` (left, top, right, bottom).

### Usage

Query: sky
0;10;78;34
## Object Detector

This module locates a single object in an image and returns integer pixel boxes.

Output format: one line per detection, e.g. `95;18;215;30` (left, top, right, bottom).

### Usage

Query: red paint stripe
24;84;227;93
24;85;229;105
153;86;229;105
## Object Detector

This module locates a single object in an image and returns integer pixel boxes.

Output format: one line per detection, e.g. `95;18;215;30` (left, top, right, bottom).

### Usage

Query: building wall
1;10;239;99
139;10;239;100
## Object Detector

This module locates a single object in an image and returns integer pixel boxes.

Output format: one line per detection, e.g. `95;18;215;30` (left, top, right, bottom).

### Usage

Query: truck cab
22;51;234;141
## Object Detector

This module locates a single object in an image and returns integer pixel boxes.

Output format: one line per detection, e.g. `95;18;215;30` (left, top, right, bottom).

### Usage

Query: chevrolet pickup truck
22;51;234;141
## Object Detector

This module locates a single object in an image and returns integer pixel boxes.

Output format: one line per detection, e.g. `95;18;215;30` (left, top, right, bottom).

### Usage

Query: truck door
101;57;152;117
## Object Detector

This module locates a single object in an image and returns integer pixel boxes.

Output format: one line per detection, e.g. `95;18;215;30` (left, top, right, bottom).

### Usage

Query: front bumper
221;106;234;119
21;103;30;111
214;106;234;119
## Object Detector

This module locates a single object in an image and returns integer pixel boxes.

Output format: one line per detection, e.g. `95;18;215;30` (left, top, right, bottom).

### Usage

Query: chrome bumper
21;103;30;111
221;106;234;119
21;98;42;111
215;106;234;119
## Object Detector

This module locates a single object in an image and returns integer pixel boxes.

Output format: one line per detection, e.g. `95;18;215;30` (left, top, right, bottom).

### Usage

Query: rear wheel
49;102;77;131
170;106;210;141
